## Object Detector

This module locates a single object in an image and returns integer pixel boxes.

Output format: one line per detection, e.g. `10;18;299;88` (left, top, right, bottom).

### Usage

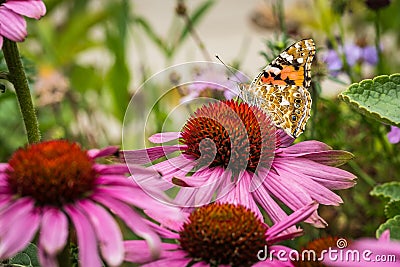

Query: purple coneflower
0;140;180;266
123;100;356;228
323;230;400;266
0;0;46;48
125;202;319;266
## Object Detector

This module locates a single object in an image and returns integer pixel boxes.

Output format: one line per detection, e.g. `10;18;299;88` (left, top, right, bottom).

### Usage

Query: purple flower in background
387;126;400;144
0;0;46;48
322;48;343;76
124;202;318;266
180;67;248;103
344;43;378;66
322;42;378;76
0;140;180;266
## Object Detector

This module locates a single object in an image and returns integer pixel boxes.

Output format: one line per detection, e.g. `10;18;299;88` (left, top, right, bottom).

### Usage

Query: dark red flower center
179;203;267;267
6;140;97;207
180;100;276;174
293;236;345;267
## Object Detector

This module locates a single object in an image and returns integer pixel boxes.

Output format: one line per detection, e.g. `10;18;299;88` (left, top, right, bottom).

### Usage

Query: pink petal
252;177;299;234
266;202;318;241
94;163;129;174
0;195;13;210
324;237;400;266
149;154;195;182
280;140;332;154
121;145;182;164
0;198;40;259
0;163;9;172
278;140;354;167
94;184;173;212
142;257;192;267
260;245;296;267
77;200;124;267
217;171;263;219
276;129;294;147
124;241;179;263
275;158;356;190
39;207;68;255
0;8;27;42
92;194;162;259
379;229;391;241
273;161;343;205
144;208;187;233
4;0;46;19
64;204;103;267
38;247;58;267
266;171;327;227
173;167;228;207
148;132;181;143
87;146;118;159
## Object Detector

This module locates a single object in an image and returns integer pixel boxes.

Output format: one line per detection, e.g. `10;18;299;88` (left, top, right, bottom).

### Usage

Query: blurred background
1;0;400;249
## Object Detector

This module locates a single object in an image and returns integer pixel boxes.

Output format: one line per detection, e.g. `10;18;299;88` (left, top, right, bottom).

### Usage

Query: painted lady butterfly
240;39;315;138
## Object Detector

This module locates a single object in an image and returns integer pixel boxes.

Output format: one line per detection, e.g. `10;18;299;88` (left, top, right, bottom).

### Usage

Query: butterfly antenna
215;55;244;84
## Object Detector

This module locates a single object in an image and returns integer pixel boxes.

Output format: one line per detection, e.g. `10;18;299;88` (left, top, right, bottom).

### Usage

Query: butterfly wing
239;39;315;138
250;39;315;89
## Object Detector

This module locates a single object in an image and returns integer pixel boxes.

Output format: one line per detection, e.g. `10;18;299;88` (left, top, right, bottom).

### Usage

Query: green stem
337;20;356;83
348;160;376;187
274;0;286;34
57;240;72;267
2;39;40;144
374;10;384;74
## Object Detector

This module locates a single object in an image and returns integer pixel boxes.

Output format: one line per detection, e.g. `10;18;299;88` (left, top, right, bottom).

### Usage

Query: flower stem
2;39;41;144
374;10;384;75
57;241;72;267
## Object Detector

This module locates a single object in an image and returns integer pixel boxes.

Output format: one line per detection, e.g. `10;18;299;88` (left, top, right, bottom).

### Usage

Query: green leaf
133;16;169;55
371;182;400;201
339;74;400;127
385;200;400;219
179;0;215;42
376;215;400;241
8;243;40;267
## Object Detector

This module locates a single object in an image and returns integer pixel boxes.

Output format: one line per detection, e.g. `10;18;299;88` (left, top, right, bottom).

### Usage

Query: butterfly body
240;39;315;138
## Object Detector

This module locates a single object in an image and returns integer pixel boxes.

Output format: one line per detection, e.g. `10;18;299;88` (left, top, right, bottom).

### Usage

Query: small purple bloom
181;67;248;103
322;42;379;76
387;126;400;144
322;49;343;76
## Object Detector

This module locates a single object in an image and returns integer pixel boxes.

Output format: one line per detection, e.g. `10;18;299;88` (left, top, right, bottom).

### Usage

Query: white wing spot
280;97;290;106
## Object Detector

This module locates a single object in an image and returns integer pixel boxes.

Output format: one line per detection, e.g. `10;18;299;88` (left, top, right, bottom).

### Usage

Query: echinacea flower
125;201;319;266
0;140;180;266
387;126;400;144
0;0;46;48
323;230;400;266
123;100;356;228
292;236;342;266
